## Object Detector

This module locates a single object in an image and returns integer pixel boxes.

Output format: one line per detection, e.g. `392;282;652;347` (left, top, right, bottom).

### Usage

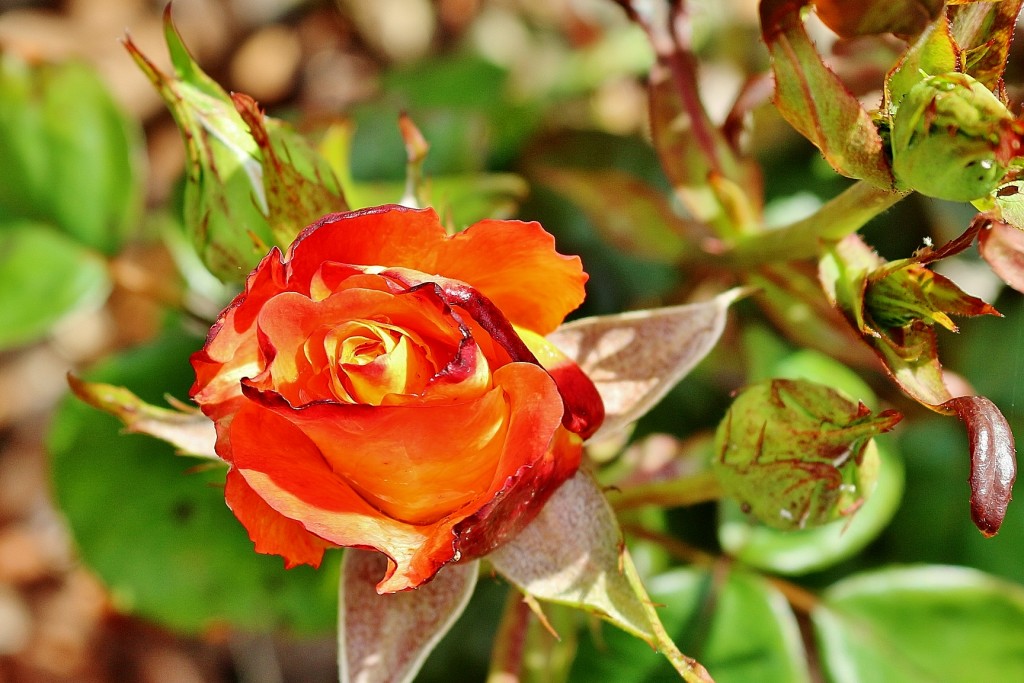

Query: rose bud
190;205;604;592
891;72;1023;202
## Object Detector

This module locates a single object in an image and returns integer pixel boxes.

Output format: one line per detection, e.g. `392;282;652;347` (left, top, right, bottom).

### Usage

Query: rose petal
517;327;605;440
288;206;586;335
232;362;570;592
191;247;289;425
455;425;582;559
224;467;334;568
228;404;447;590
242;386;509;525
251;286;473;406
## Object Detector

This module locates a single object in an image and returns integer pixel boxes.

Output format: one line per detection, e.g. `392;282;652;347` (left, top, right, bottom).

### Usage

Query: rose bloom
190;205;603;592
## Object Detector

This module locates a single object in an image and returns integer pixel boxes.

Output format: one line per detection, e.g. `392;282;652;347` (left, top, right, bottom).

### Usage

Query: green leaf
759;1;893;187
814;565;1024;682
713;378;901;530
568;566;810;683
47;328;338;633
719;440;905;575
885;19;959;114
992;181;1024;232
0;222;110;350
339;550;478;683
0;54;144;254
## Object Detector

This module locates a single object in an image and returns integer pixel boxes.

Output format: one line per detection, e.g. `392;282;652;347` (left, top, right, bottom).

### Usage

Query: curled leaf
941;395;1017;536
548;289;744;442
812;0;943;38
67;374;217;459
339;550;478;683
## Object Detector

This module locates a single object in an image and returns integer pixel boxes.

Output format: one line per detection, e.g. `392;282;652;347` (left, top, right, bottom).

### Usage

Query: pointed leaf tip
67;374;218;459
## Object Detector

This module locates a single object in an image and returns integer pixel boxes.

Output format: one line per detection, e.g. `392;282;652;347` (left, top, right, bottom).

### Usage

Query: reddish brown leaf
941;395;1017;536
949;0;1024;89
759;0;894;186
814;0;943;38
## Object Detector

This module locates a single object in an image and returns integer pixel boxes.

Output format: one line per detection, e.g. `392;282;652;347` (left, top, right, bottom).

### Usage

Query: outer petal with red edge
191;248;291;432
516;326;605;440
286;205;586;335
230;362;572;593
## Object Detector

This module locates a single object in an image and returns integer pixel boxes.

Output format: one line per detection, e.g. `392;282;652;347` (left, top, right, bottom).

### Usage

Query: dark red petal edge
382;270;604;439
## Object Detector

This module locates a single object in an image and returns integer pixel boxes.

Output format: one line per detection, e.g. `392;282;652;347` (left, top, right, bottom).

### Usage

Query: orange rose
190;205;603;592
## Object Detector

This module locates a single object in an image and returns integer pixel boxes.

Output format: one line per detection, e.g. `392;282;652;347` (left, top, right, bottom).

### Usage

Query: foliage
12;0;1024;680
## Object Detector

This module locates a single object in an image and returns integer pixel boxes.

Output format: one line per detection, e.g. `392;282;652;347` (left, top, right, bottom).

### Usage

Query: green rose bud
713;379;900;531
891;72;1022;202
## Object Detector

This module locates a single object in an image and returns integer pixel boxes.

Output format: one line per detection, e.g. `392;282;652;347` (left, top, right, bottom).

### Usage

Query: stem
486;591;532;683
608;471;724;512
721;181;907;267
621;523;717;566
621;548;716;683
766;576;821;615
623;524;822;615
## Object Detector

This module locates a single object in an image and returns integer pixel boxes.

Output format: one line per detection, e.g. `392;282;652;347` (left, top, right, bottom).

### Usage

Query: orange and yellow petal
191;248;290;423
434;218;586;335
240;384;510;526
227;402;458;591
